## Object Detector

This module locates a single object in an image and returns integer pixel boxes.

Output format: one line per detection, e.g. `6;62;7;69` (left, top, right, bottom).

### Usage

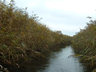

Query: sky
6;0;96;36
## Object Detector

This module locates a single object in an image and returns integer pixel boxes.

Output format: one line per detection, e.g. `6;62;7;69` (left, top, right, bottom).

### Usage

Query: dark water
38;46;84;72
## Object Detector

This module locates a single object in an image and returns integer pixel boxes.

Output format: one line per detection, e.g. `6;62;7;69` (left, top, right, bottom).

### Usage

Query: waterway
38;46;84;72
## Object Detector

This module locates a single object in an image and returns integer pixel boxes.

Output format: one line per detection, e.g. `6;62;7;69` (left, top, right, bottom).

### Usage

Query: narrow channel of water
38;46;84;72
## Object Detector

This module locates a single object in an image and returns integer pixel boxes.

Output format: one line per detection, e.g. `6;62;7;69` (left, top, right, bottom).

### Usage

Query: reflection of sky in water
38;46;84;72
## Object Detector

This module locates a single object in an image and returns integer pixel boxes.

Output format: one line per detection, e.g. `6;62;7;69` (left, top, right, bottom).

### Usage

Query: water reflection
38;46;84;72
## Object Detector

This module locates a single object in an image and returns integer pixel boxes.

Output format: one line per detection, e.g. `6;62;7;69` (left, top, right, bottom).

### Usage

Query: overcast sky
6;0;96;36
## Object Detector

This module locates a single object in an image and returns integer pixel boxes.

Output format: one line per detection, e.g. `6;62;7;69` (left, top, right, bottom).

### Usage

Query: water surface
38;46;84;72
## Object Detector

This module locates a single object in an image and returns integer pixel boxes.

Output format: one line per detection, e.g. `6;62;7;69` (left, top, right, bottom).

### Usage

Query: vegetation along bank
72;19;96;72
0;1;71;72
